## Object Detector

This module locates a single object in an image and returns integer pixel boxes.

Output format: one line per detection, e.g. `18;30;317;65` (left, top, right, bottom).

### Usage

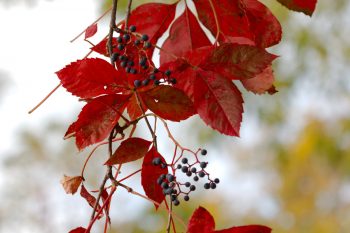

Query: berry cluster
152;149;219;206
110;25;177;89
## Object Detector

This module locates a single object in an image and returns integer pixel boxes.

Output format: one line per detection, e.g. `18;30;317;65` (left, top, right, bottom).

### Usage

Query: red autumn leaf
187;207;215;233
67;94;129;150
200;43;277;80
101;189;111;222
194;70;243;136
56;58;127;98
126;92;148;120
69;227;88;233
91;37;118;56
85;23;98;39
276;0;317;16
160;6;211;65
141;146;168;209
215;225;272;233
105;137;152;165
243;0;282;48
241;66;277;95
80;185;101;211
122;2;177;57
187;207;272;233
193;0;253;42
141;85;196;122
60;175;83;195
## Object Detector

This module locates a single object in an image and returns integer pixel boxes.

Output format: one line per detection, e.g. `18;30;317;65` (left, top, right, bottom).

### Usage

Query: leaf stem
208;0;220;45
28;83;61;114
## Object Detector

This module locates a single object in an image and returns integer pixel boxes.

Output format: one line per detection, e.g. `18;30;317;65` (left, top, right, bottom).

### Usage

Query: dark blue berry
164;70;171;76
129;25;136;32
130;68;137;74
184;195;190;201
142;64;149;70
125;67;131;73
153;68;159;73
191;167;197;173
186;171;192;177
193;176;199;182
141;34;149;41
134;80;141;87
201;149;207;155
144;41;152;49
204;183;210;189
190;185;196;191
111;52;119;62
152;157;161;165
176;164;182;169
134;39;141;45
166;174;175;182
200;162;207;169
165;188;173;195
159;174;166;180
149;74;156;80
181;166;188;173
117;44;125;51
171;195;177;201
139;57;147;66
173;199;180;206
123;34;130;41
127;60;134;67
161;182;169;189
157;177;163;185
120;61;127;68
142;79;150;86
154;80;161;85
117;37;123;43
185;182;191;187
161;163;167;169
198;171;205;178
210;183;216;189
181;158;188;164
214;178;220;184
119;55;127;61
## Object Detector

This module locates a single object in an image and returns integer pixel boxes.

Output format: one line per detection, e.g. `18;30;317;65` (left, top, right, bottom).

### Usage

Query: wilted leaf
60;175;83;195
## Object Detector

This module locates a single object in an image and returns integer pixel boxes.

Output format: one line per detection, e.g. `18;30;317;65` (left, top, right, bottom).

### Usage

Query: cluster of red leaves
58;1;317;232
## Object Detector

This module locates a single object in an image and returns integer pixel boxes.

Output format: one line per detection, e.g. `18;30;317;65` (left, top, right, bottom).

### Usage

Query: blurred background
0;0;350;232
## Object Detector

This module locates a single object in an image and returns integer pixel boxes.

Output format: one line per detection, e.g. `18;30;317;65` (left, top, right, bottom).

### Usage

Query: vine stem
208;0;220;45
124;0;133;29
70;6;112;43
28;83;61;114
108;0;119;60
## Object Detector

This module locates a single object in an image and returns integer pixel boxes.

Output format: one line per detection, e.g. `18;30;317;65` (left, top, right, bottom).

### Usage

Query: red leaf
60;175;83;195
56;58;127;98
160;6;211;65
194;70;243;136
68;94;129;150
80;185;101;211
141;146;168;209
215;225;272;233
193;0;253;43
243;0;282;48
101;189;111;222
187;207;215;233
105;137;152;165
123;2;177;57
201;43;277;80
187;207;272;233
141;85;196;122
69;227;88;233
91;38;118;56
85;23;98;39
276;0;317;16
241;66;277;95
126;92;148;120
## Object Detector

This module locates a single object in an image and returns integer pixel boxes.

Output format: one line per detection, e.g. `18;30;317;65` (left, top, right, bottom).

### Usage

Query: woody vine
30;0;318;232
